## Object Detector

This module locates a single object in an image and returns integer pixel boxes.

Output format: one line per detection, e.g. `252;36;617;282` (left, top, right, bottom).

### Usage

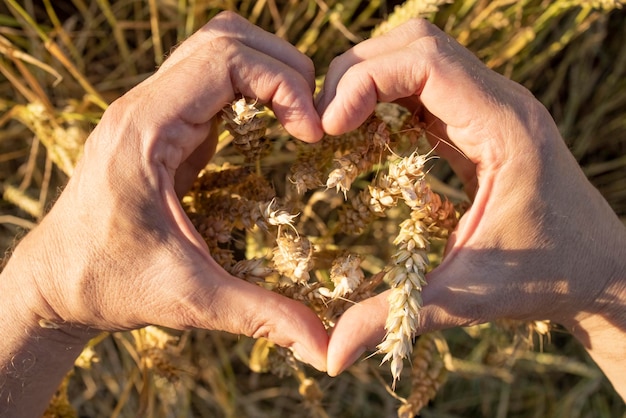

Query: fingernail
292;343;327;372
327;345;367;377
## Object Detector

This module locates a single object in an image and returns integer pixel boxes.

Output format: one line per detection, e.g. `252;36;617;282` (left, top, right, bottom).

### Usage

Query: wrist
534;139;626;329
566;225;626;346
1;218;97;343
559;188;626;400
563;191;626;329
567;299;626;401
1;235;93;416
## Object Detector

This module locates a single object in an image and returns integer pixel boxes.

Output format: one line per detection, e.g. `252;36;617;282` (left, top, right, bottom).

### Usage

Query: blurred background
1;1;625;417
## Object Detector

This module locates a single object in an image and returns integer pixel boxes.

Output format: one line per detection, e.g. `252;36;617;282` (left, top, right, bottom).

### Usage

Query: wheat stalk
194;97;458;405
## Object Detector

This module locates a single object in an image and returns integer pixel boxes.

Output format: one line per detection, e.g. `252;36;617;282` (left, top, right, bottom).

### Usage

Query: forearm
0;232;90;417
564;188;626;401
572;310;626;400
568;265;626;401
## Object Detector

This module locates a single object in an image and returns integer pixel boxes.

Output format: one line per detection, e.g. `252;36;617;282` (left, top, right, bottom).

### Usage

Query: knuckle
248;318;277;341
403;18;438;38
210;10;246;29
411;34;443;57
209;34;239;52
328;51;355;73
205;11;253;39
197;35;241;68
406;17;430;30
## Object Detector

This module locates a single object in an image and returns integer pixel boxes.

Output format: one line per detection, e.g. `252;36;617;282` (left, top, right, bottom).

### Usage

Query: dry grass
1;1;626;417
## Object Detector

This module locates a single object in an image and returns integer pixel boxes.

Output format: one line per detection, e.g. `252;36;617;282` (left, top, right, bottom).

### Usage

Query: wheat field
1;1;625;417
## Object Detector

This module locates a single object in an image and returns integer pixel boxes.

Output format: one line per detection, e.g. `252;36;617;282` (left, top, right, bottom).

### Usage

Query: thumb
217;278;329;371
327;256;475;376
327;290;388;376
171;260;329;372
159;177;329;371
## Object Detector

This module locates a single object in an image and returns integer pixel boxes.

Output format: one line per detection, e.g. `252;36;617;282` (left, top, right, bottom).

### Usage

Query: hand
6;11;327;370
317;18;626;389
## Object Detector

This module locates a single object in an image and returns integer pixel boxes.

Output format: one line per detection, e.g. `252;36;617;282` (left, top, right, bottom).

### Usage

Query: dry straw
397;332;447;418
202;91;459;406
2;1;625;416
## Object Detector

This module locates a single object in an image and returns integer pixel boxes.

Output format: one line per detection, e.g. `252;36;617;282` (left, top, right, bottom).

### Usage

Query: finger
320;36;476;140
327;290;389;376
148;184;328;373
168;259;329;371
327;287;469;376
319;19;526;168
131;36;322;170
139;11;322;149
174;120;219;198
316;19;480;192
316;19;434;115
315;20;445;135
161;11;316;93
422;112;478;197
215;278;328;371
327;252;495;376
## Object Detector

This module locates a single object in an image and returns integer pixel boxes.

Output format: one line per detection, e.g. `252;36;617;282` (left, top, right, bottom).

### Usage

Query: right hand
6;11;328;370
316;19;626;379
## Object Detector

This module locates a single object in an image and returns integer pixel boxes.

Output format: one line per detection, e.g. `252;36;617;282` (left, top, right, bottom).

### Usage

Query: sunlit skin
0;12;327;417
1;13;624;417
317;19;626;400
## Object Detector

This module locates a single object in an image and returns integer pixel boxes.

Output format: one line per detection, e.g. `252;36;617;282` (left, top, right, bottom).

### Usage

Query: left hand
316;19;626;378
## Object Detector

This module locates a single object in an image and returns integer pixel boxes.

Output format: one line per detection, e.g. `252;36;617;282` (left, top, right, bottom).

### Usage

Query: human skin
317;19;626;400
0;12;328;417
1;13;625;416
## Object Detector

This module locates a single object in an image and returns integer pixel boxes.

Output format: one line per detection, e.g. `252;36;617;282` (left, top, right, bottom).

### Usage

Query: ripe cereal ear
222;97;269;164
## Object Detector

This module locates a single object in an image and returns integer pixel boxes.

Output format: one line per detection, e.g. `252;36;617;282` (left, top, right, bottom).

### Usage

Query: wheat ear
222;97;268;164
